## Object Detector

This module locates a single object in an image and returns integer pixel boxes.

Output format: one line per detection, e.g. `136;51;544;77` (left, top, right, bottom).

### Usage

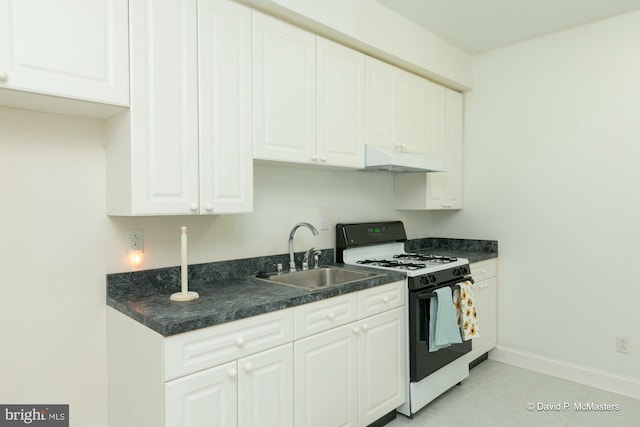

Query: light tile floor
388;360;640;427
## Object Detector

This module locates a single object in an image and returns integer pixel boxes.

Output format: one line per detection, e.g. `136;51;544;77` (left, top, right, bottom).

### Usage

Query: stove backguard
336;221;407;262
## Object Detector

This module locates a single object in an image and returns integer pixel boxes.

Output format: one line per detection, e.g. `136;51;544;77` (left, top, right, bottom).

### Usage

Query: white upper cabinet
253;12;365;169
198;0;253;214
316;38;365;168
0;0;129;117
394;88;464;210
366;56;434;155
365;56;398;150
106;0;252;216
253;11;316;164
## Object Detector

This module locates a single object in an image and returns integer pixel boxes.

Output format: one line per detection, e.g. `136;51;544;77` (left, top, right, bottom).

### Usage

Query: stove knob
428;274;437;283
420;276;428;286
453;268;460;276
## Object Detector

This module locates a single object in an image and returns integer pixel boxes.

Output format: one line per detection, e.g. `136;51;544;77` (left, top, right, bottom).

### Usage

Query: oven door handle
415;278;474;300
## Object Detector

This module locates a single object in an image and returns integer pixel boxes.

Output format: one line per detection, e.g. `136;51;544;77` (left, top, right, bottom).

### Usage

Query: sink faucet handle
313;250;321;269
302;247;315;271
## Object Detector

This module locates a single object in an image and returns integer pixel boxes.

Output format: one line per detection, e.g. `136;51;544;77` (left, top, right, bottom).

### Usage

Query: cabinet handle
228;368;238;379
205;204;213;212
352;326;360;334
383;296;390;303
0;70;7;82
311;155;318;162
189;203;198;212
320;157;327;162
244;363;253;373
361;323;369;331
235;337;245;347
326;311;335;320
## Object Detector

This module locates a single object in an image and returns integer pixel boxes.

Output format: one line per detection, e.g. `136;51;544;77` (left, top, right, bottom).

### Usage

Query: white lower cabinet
357;307;405;426
295;323;359;427
166;360;238;427
466;259;498;362
294;282;405;427
108;281;405;427
165;344;293;427
238;344;294;427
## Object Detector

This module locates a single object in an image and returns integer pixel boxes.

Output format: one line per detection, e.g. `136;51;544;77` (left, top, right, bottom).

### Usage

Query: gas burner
356;259;427;270
394;253;458;263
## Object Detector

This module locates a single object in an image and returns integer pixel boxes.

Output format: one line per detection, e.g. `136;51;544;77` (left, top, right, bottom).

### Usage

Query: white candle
181;226;188;294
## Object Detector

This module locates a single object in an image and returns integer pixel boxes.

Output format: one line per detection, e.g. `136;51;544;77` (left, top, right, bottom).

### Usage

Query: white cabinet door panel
128;0;199;215
0;0;128;106
316;37;365;168
253;11;316;163
294;324;358;427
238;344;294;427
165;361;238;427
198;0;253;214
365;56;398;150
358;307;405;426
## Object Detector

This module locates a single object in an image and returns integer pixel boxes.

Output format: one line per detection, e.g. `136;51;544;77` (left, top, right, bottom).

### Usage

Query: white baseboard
489;345;640;400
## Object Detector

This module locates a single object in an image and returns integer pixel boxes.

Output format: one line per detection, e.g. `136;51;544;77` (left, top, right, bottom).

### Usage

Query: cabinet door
253;11;316;164
238;344;294;427
442;88;464;209
394;86;464;211
470;277;497;359
0;0;128;106
316;37;365;168
198;0;253;214
127;0;199;215
294;324;358;427
358;307;405;426
365;57;398;150
165;361;238;427
398;71;429;154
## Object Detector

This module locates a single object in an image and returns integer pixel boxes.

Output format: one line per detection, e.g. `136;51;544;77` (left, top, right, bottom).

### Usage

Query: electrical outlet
127;229;143;252
616;336;630;354
320;213;329;231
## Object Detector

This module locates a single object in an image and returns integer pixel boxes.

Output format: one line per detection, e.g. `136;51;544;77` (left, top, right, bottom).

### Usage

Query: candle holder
170;226;199;302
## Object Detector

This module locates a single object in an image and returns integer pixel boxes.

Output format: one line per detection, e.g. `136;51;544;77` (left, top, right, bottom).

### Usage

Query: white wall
0;106;434;426
431;11;640;382
0;108;113;426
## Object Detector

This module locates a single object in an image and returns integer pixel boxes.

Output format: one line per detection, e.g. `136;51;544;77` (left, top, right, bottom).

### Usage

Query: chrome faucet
302;248;322;270
289;222;319;272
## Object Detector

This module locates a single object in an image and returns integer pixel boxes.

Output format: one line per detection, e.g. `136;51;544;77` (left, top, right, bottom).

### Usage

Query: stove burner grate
356;259;427;270
393;253;458;263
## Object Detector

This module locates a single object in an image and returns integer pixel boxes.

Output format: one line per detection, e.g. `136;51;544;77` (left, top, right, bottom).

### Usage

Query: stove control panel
410;264;472;291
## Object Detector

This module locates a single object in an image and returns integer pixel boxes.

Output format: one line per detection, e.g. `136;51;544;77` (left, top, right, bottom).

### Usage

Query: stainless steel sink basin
258;267;382;292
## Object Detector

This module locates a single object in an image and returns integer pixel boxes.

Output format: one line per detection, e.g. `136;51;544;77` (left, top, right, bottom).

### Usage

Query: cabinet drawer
165;309;293;381
294;293;358;340
357;281;405;319
470;259;497;282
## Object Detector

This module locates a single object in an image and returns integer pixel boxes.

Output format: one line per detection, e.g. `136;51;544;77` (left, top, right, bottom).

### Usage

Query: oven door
409;282;471;382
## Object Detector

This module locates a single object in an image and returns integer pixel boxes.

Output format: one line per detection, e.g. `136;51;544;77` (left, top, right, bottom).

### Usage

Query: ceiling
373;0;640;54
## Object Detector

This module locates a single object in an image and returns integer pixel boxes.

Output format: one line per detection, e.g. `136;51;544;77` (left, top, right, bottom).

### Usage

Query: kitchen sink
257;267;383;292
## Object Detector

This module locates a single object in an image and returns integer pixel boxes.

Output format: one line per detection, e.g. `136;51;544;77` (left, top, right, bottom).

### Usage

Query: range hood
364;145;447;173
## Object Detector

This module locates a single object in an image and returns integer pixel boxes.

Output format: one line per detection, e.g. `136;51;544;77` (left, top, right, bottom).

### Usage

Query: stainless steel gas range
336;221;473;417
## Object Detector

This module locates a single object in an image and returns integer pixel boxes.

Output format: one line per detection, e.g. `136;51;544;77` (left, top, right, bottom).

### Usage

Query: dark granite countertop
107;249;404;337
406;237;498;263
107;238;497;337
